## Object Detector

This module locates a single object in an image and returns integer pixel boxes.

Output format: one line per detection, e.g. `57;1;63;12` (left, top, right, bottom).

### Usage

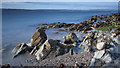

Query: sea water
1;2;118;64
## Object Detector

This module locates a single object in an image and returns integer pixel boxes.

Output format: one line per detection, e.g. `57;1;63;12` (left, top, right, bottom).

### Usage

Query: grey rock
35;39;70;60
31;29;47;47
30;29;47;55
64;32;79;44
12;43;31;58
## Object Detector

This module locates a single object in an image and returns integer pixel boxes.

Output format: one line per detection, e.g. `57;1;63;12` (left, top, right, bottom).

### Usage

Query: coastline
2;11;120;67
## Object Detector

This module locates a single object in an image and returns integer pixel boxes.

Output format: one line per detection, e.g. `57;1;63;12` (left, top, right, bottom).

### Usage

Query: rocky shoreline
37;13;120;32
2;13;120;67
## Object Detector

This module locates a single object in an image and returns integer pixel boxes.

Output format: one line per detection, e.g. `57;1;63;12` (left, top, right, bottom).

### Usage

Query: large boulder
30;29;47;55
64;32;79;44
31;29;47;47
12;43;32;58
35;39;70;60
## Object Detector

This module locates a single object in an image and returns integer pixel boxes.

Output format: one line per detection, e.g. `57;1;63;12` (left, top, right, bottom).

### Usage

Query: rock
38;24;48;25
101;51;112;64
65;28;75;32
74;62;79;67
12;43;31;58
79;32;96;50
30;46;38;55
30;29;47;55
1;64;10;68
101;15;107;18
98;32;104;36
0;48;7;53
93;22;104;28
89;50;106;66
112;27;120;37
93;23;98;28
82;26;93;31
35;39;70;60
96;42;106;50
94;50;105;59
64;32;79;44
31;29;47;47
88;18;97;23
54;32;59;34
59;29;65;31
48;23;57;28
84;32;95;41
40;26;48;29
59;63;66;68
113;35;120;45
36;27;39;29
69;49;74;55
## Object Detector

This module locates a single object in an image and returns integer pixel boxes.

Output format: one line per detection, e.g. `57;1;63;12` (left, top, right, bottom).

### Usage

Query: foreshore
1;13;120;67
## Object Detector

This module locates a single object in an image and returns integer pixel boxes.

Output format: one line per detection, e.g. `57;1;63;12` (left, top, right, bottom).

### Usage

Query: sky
1;0;120;2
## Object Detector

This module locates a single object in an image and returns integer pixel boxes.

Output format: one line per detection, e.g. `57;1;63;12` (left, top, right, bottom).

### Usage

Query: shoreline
2;12;120;67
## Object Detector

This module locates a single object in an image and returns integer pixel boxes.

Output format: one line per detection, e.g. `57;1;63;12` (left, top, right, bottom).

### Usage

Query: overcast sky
2;0;120;2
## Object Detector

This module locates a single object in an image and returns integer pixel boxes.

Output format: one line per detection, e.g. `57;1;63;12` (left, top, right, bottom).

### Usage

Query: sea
1;2;119;64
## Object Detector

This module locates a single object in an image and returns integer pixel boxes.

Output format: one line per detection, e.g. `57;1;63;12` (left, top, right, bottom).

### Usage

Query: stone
35;39;70;60
114;35;120;45
59;63;66;68
82;26;93;31
1;64;10;68
54;32;59;34
101;52;112;64
96;42;106;50
59;29;65;31
40;26;48;29
97;37;106;43
89;50;105;66
0;48;7;53
112;27;120;37
36;27;39;29
94;50;105;59
30;46;38;55
69;49;74;55
98;32;104;36
64;32;79;44
12;43;31;58
31;29;47;47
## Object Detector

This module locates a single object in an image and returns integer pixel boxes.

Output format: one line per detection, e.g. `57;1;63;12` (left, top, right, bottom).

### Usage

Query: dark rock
38;24;48;25
101;15;107;18
59;29;65;31
1;64;10;68
97;16;102;21
59;63;66;68
30;29;47;55
82;26;93;31
40;26;48;29
93;22;104;28
54;32;59;34
88;18;97;23
31;29;47;47
64;32;79;44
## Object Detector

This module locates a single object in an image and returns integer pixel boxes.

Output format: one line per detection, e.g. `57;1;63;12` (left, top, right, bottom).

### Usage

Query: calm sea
1;2;118;64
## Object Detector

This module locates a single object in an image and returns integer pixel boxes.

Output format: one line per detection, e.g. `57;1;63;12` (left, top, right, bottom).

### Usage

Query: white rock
94;49;105;59
96;42;106;50
101;52;112;63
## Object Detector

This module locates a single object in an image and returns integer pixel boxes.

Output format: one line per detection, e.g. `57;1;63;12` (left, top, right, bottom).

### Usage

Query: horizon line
1;1;119;3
